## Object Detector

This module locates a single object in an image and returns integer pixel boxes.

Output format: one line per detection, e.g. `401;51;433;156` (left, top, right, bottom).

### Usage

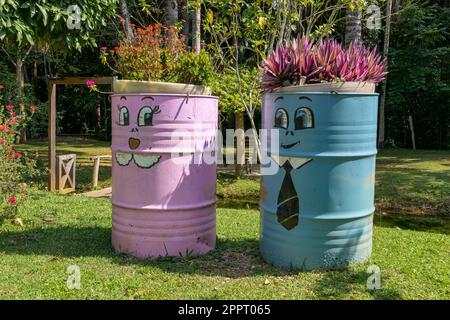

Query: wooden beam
48;81;57;191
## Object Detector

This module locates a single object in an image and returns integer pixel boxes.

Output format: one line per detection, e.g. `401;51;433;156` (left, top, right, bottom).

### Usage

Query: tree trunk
163;0;178;26
120;0;133;39
16;58;24;96
193;0;201;54
15;58;26;144
345;6;362;47
179;0;190;44
234;111;245;177
378;0;393;148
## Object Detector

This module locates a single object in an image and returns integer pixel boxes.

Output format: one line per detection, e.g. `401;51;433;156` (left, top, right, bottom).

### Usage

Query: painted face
115;95;161;169
273;95;314;150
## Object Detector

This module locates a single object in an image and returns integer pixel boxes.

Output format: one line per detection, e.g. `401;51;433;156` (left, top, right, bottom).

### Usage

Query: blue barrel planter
260;91;379;270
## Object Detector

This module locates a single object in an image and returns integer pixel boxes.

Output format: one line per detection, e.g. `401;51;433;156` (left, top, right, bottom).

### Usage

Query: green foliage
386;3;450;149
210;68;261;114
0;0;118;51
174;50;214;85
103;24;213;85
0;89;39;221
0;61;47;139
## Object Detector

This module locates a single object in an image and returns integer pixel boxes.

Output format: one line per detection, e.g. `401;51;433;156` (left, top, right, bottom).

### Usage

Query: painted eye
118;107;129;126
138;107;154;126
274;108;288;129
295;107;314;130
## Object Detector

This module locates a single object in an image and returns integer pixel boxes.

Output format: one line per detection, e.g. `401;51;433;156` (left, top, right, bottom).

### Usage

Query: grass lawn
1;140;449;299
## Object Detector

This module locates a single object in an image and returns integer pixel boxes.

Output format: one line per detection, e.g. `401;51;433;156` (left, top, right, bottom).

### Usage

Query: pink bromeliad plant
261;37;387;90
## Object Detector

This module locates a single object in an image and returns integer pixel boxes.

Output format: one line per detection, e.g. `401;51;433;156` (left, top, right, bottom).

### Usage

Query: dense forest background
0;0;449;149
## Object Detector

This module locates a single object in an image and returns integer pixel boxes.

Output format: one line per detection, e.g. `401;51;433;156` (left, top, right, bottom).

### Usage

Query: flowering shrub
100;20;213;85
0;86;38;222
261;37;388;90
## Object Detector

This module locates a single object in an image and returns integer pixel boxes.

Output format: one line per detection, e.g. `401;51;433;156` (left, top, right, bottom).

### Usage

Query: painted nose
128;137;140;150
130;127;139;133
285;130;294;136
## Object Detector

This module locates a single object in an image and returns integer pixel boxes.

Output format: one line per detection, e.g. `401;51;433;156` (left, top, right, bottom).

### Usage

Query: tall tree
0;0;118;143
120;0;133;39
163;0;179;26
345;6;362;47
193;0;201;54
378;0;393;147
179;0;191;44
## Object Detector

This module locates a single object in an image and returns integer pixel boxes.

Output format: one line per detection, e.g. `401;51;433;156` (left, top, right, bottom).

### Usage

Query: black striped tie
276;161;299;230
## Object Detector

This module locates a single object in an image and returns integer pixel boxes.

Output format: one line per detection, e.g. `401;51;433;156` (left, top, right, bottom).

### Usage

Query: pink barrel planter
111;93;218;258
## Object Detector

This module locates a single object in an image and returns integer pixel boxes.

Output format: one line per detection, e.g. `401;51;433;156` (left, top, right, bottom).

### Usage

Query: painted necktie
276;161;299;230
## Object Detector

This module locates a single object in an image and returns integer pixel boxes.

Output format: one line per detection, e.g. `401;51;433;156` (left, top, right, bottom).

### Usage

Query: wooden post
408;115;416;150
48;81;57;191
92;156;101;188
235;111;245;177
56;154;76;193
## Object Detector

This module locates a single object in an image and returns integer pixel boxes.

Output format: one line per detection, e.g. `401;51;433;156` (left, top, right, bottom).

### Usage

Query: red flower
11;111;17;118
5;105;14;111
0;125;5;131
0;138;5;144
30;105;37;111
0;84;4;90
119;17;125;25
100;46;108;51
10;120;17;125
8;197;16;204
86;80;96;87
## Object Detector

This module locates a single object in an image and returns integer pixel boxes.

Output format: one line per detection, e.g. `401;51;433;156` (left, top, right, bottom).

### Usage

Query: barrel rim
262;92;379;97
111;93;219;99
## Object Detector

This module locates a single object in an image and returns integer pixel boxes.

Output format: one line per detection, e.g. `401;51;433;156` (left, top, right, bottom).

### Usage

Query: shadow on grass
0;225;370;281
373;213;450;235
313;270;402;300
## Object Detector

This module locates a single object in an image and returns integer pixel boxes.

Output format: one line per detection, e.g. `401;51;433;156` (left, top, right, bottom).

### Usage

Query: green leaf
36;3;48;26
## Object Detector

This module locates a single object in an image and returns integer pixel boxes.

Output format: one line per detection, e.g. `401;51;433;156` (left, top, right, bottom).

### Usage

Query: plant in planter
98;23;214;92
97;22;218;260
259;37;387;270
261;37;387;92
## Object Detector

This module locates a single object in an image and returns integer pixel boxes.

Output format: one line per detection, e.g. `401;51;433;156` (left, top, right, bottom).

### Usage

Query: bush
0;86;38;222
174;50;214;86
100;23;214;86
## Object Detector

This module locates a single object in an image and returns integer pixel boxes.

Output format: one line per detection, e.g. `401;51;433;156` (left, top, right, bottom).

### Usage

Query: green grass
0;191;449;299
1;141;449;299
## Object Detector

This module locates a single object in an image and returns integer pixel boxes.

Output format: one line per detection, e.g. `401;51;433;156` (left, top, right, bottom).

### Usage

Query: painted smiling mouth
281;141;300;149
128;137;140;150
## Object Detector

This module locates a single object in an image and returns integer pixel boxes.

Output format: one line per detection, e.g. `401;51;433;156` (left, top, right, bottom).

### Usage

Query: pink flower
0;84;4;90
100;46;108;51
11;111;17;118
30;105;37;111
0;138;5;144
86;80;96;87
5;105;14;111
0;125;5;131
8;197;16;204
14;152;22;158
